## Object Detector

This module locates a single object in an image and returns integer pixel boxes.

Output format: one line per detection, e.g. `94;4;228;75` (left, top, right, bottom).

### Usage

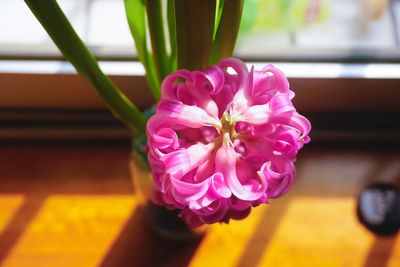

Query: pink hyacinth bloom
147;58;311;227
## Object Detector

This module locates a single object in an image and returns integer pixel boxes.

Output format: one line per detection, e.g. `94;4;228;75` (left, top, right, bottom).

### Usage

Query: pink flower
147;58;311;227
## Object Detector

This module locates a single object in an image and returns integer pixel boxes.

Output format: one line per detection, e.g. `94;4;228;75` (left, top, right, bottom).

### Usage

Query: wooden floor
0;143;399;267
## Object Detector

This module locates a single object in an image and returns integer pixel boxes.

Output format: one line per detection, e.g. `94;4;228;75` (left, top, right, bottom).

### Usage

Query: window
0;0;399;141
1;0;399;60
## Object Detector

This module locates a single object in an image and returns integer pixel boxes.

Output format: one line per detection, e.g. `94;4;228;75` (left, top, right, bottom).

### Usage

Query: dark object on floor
357;183;400;236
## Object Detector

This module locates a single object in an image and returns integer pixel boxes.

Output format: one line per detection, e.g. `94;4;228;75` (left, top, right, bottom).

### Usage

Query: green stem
124;0;161;100
213;0;224;40
167;0;177;73
174;0;217;70
210;0;244;64
147;0;169;81
25;0;147;134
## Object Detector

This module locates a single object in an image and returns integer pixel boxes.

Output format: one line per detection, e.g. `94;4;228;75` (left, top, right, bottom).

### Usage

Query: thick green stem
25;0;147;134
174;0;217;70
167;0;177;73
213;0;224;40
147;0;169;81
124;0;161;100
210;0;244;64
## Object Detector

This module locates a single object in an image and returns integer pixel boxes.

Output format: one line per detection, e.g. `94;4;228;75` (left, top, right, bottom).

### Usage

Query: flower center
219;111;239;143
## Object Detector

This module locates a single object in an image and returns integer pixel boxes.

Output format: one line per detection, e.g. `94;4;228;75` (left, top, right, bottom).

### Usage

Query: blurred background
0;0;400;140
0;0;399;267
1;0;399;60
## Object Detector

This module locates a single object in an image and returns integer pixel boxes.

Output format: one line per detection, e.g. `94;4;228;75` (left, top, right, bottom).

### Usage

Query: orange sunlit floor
0;143;399;267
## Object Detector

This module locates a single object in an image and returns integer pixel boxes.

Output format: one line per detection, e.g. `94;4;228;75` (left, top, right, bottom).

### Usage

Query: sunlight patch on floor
258;197;375;267
189;196;397;267
388;236;400;267
1;195;137;267
0;194;25;234
189;204;270;267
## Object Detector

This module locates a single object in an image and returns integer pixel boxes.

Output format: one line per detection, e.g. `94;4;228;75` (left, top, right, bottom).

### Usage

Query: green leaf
210;0;244;64
174;0;217;70
147;0;169;81
124;0;160;100
213;0;224;40
24;0;147;134
167;0;177;73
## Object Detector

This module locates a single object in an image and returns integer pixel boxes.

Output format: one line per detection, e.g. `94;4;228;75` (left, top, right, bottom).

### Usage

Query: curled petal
148;150;165;173
161;69;192;100
190;71;221;118
195;157;215;182
232;66;254;109
219;58;250;109
218;58;248;89
240;104;269;125
157;99;221;129
252;70;278;105
272;127;301;157
147;115;186;153
212;84;236;117
289;113;312;141
170;175;209;206
260;161;295;198
161;142;214;179
171;172;231;210
215;133;267;201
175;84;197;106
151;171;166;191
209;173;232;199
192;199;229;224
149;128;179;154
193;65;225;95
269;93;295;115
262;64;290;93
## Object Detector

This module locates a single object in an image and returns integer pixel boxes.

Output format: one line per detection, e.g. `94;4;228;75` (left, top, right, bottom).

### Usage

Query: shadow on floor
363;236;397;267
99;205;204;267
0;195;45;265
235;195;292;267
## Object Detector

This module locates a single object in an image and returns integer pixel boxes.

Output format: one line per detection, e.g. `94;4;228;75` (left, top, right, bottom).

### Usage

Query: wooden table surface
0;143;399;267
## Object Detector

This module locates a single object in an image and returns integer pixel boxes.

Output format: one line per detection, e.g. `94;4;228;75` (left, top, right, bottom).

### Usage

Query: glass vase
129;135;207;240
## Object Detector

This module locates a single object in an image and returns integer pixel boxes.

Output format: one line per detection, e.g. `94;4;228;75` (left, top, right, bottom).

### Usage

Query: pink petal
215;133;267;201
251;70;278;105
209;172;231;199
187;65;226;118
196;65;225;95
161;142;214;179
262;64;290;93
161;69;192;100
170;175;209;205
260;161;295;198
190;78;219;118
157;99;221;129
192;199;229;224
218;58;251;109
240;104;269;125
